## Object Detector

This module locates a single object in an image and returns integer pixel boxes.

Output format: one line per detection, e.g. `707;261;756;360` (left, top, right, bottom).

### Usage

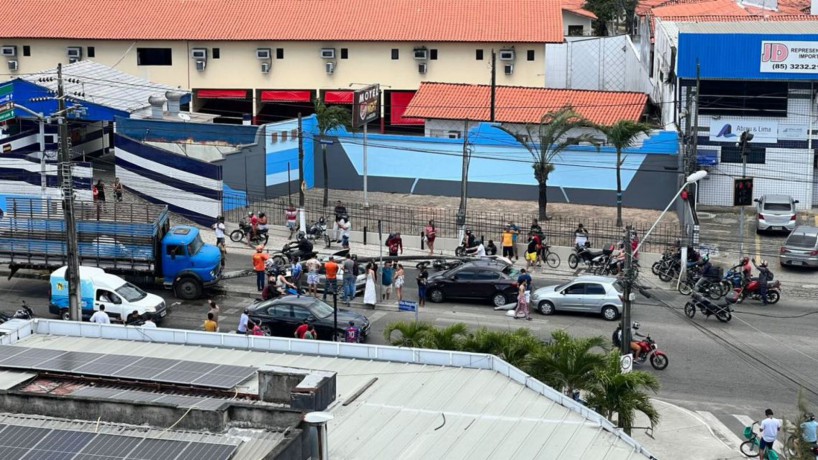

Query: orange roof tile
561;0;599;19
651;0;750;17
403;82;648;126
659;13;818;20
2;0;565;43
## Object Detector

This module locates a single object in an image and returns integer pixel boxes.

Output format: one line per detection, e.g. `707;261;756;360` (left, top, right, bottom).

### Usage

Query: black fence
225;194;682;253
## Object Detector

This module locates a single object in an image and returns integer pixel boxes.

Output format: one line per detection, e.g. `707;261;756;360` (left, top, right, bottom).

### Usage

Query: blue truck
0;197;222;300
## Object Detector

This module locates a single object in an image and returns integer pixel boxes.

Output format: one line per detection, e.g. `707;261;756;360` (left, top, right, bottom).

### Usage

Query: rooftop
403;83;648;126
666;18;818;32
2;0;564;44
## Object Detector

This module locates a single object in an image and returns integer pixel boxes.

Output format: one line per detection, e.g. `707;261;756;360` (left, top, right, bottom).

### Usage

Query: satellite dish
178;113;191;121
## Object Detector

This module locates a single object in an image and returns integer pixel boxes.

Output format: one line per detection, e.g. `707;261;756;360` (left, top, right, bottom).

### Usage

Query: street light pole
738;130;753;259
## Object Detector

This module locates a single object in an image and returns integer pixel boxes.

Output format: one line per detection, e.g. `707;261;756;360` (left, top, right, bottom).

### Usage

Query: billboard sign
709;119;778;144
352;84;380;129
0;85;14;122
761;41;818;74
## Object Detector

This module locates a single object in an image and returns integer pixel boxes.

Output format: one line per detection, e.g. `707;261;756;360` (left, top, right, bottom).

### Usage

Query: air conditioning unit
499;49;515;61
261;62;270;74
195;60;206;72
1;46;17;57
256;48;271;60
320;48;336;59
68;57;80;64
7;60;18;71
447;131;461;139
418;63;427;74
191;48;207;60
504;64;514;75
413;48;428;60
325;62;335;74
67;47;82;59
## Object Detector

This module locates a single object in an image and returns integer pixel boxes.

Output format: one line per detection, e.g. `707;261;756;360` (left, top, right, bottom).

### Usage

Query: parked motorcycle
735;279;781;305
305;218;331;248
269;242;317;267
229;220;269;246
0;300;34;324
684;291;734;322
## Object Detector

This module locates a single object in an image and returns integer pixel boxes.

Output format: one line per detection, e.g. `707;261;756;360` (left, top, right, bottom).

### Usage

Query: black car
426;261;521;307
247;296;370;341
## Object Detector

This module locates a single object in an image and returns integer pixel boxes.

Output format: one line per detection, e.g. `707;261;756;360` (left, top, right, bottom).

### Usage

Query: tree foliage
599;120;652;227
314;100;351;207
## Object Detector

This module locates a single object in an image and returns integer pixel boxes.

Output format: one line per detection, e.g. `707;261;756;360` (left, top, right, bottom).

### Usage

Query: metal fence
225;194;682;253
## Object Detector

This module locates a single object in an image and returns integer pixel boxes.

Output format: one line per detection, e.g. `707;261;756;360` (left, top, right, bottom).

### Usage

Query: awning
197;89;248;99
324;90;353;104
390;91;424;126
261;90;312;103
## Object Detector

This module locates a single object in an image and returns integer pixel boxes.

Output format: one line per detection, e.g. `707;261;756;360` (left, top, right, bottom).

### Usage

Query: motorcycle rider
694;255;719;293
463;229;476;249
752;259;771;305
287;232;314;262
613;322;644;362
246;211;259;241
731;256;753;286
257;212;269;237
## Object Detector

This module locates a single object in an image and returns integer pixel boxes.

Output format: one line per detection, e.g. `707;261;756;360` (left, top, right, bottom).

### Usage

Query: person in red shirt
294;320;309;339
323;259;339;301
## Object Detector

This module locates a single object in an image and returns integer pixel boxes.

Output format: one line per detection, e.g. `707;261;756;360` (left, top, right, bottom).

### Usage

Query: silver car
530;276;624;321
755;194;798;233
779;225;818;267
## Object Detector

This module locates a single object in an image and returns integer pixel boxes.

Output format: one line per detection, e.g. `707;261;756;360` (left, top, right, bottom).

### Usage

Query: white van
49;266;167;323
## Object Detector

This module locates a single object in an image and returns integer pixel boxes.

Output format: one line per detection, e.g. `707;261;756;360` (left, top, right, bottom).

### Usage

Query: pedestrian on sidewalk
574;223;589;247
417;266;428;308
323;257;339;301
304;256;321;297
758;408;781;460
486;240;497;256
208;300;220;331
502;226;515;259
525;236;538;269
424;220;437;255
93;180;106;212
508;220;520;261
252;246;269;291
381;260;394;301
394;263;405;302
203;312;218;332
212;216;226;247
364;262;377;308
333;200;347;242
386;232;403;257
339;217;351;249
113;177;124;202
342;254;356;304
285;205;298;239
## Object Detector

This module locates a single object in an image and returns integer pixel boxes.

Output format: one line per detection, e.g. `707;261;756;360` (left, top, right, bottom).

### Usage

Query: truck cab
49;266;168;323
161;226;222;299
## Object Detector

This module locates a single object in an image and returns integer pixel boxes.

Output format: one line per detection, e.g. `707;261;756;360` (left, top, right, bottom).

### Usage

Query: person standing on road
394;263;405;302
305;256;321;297
525;236;538;269
252;246;269;291
142;314;157;328
363;262;377;308
417;266;428;308
237;309;251;334
345;321;361;343
425;220;437;255
502;226;515;259
342;255;356;304
387;232;403;257
323;257;339;302
508;221;521;261
212;216;226;247
203;313;218;332
208;300;220;331
333;201;347;242
90;305;110;324
285;205;298;239
339;217;351;249
517;268;532;292
381;260;394;301
514;281;531;320
753;259;772;304
758;408;782;460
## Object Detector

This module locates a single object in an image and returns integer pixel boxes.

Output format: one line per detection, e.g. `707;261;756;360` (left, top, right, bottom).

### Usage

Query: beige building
1;0;572;128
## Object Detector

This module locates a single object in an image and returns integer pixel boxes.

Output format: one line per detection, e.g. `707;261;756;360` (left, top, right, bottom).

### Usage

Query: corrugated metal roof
17;335;648;460
20;60;185;113
672;20;818;33
0;370;36;390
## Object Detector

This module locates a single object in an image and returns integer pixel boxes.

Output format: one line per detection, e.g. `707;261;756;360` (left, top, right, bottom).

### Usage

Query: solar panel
176;442;239;460
22;429;97;460
0;348;64;368
38;351;102;373
74;433;142;459
126;438;190;460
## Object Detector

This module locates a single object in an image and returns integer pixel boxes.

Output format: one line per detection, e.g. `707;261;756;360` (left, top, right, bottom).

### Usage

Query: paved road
1;269;815;450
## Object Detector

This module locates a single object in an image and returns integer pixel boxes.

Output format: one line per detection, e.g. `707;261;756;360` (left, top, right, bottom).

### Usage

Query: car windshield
503;266;521;278
786;233;818;248
764;203;791;211
188;234;204;256
309;299;335;318
115;282;148;302
612;281;624;293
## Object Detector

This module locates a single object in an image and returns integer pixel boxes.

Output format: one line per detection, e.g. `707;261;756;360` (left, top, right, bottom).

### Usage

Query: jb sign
761;41;818;73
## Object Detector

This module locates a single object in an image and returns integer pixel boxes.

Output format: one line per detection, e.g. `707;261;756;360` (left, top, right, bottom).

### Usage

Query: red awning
390;91;424;125
324;90;353;104
261;90;313;103
197;89;248;99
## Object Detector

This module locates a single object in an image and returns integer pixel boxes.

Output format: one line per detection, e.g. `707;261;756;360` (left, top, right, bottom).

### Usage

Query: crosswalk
695;410;788;455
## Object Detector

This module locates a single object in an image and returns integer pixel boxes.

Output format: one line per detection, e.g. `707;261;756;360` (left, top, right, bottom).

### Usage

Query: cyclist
759;408;782;460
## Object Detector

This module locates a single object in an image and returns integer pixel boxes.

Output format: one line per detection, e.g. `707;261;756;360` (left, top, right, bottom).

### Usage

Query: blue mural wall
264;117;316;189
116;116;258;145
1;80;128;121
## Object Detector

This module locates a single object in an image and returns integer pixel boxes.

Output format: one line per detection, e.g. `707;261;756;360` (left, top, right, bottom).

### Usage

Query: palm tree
500;107;595;220
600;120;652;227
461;328;545;368
525;330;609;396
585;352;660;435
314;100;351;207
383;321;434;347
420;323;469;350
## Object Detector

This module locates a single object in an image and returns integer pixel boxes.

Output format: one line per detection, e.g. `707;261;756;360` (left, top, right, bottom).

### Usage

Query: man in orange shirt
323;258;339;301
252;245;269;291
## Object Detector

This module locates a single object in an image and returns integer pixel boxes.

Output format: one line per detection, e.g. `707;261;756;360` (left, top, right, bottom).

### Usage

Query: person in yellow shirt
252;245;270;291
203;312;218;332
501;226;515;259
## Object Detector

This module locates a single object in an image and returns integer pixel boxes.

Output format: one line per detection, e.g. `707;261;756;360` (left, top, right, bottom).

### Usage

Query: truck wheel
60;310;70;321
175;278;202;300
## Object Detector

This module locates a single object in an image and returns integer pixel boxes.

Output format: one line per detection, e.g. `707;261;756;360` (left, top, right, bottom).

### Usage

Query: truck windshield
188;234;204;256
116;283;148;302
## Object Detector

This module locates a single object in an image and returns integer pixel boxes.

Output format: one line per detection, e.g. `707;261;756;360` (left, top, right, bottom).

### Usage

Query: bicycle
740;423;781;459
539;244;560;269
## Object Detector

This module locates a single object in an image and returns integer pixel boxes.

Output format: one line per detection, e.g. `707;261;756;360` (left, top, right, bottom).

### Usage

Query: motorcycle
305;218;331;248
684;291;734;322
735;279;781;304
0;300;35;323
269;243;317;268
634;335;669;370
229;220;269;246
719;267;745;295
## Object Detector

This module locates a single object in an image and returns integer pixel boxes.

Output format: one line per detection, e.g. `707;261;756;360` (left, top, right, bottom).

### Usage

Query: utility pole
56;63;81;322
690;62;701;204
457;119;471;245
738;130;753;258
297;113;306;233
620;227;634;356
490;50;497;123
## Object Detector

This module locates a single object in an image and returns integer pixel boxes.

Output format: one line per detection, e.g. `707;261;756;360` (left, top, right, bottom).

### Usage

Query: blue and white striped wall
114;135;222;226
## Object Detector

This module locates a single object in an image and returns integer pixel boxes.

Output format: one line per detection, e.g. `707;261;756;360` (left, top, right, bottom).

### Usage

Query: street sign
398;300;417;312
319;139;334;145
620;354;633;374
0;85;14;122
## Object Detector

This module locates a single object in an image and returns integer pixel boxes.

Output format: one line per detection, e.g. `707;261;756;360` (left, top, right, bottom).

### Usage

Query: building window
699;80;788;117
430;49;438;60
527;50;535;61
391;49;399;60
341;48;348;59
22;46;30;57
476;49;484;60
276;48;284;59
136;48;173;66
212;48;220;59
568;25;584;36
87;46;95;58
721;145;766;164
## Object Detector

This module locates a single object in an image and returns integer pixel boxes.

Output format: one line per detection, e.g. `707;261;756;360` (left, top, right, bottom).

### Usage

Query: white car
755;194;798;233
530;276;624;321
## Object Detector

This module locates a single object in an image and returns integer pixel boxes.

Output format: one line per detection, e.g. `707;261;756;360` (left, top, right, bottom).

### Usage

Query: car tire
601;305;619;321
491;293;508;308
60;310;71;321
261;325;273;336
429;288;444;303
538;301;555;315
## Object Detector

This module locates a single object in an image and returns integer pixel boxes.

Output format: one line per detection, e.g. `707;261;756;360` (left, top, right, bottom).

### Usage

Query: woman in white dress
363;262;378;308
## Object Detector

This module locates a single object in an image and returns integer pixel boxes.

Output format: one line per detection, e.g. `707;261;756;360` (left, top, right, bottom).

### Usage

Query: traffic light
733;177;753;206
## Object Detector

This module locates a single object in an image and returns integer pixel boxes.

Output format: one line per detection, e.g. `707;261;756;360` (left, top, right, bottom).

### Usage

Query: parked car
530;276;623;321
426;261;521;307
247;296;370;341
755;194;798;233
779;225;818;268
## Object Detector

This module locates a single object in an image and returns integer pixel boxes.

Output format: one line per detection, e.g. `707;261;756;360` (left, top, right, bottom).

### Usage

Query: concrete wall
562;12;594;36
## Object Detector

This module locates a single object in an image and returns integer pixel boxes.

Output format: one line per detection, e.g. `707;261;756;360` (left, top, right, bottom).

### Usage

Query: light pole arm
11;103;44;119
634;182;689;255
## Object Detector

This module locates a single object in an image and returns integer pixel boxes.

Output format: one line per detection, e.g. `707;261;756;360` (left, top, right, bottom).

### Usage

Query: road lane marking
223;308;240;315
696;411;743;450
367;311;387;324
